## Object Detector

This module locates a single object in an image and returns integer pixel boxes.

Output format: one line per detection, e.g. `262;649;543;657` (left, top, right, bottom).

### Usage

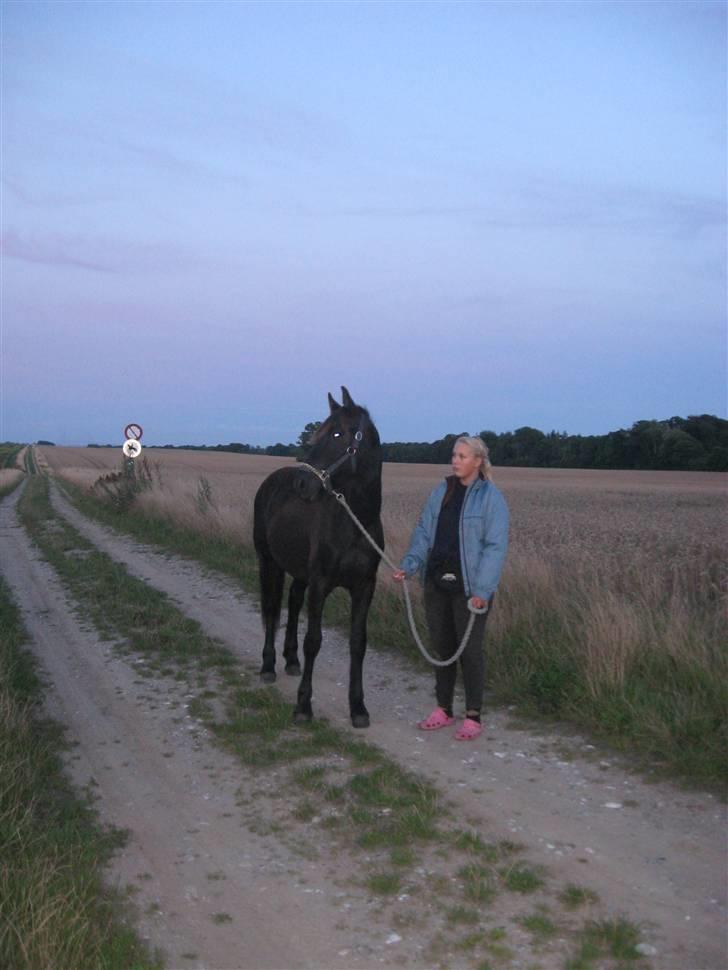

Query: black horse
253;387;383;728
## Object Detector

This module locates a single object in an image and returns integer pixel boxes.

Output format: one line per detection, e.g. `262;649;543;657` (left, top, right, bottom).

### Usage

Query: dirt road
1;481;725;970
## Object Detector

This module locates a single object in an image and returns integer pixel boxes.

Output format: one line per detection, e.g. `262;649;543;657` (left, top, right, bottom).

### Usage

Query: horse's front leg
348;579;376;728
294;581;327;724
283;579;306;676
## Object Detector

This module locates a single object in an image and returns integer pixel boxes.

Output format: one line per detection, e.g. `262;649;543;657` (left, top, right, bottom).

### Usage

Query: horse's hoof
285;663;302;677
351;713;370;729
293;708;313;725
260;670;276;684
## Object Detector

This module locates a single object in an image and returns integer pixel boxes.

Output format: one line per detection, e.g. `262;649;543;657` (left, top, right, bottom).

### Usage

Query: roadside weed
566;917;646;969
447;904;481;925
458;863;499;904
366;871;401;896
519;911;558;939
560;884;601;909
500;862;546;893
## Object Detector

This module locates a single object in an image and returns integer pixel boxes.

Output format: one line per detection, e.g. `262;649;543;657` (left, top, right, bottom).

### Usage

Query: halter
307;412;368;490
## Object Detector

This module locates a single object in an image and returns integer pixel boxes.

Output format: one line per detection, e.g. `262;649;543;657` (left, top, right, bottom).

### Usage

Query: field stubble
42;447;727;786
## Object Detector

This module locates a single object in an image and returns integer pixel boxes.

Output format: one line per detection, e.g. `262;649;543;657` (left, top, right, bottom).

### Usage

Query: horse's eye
333;431;342;438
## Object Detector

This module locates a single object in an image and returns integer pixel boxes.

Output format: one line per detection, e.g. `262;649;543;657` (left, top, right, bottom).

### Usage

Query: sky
1;0;726;447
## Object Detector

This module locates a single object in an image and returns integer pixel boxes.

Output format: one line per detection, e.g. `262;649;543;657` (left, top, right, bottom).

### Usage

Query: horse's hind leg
283;579;306;677
258;555;285;683
348;579;376;728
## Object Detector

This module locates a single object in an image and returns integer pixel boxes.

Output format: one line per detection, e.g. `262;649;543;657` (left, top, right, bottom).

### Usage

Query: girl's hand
392;569;406;582
470;596;488;611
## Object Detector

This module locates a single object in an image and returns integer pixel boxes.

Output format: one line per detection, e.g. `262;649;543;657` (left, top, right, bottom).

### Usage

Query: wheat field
39;446;725;581
40;444;726;671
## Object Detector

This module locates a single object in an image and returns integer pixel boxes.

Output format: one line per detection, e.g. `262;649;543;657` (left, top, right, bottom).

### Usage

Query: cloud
0;230;192;274
341;177;725;238
521;179;726;236
1;230;111;272
1;176;112;210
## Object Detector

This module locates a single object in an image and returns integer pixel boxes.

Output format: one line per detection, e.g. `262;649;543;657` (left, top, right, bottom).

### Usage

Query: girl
393;436;509;740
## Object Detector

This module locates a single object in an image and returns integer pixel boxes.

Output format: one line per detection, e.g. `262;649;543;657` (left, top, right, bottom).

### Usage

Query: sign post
122;423;144;480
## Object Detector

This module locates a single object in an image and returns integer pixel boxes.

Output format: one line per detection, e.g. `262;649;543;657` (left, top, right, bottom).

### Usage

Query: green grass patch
489;608;727;792
500;861;546;893
0;575;161;970
519;911;558;939
0;442;23;468
458;863;499;904
560;884;600;909
446;904;481;925
566;917;646;969
366;871;401;896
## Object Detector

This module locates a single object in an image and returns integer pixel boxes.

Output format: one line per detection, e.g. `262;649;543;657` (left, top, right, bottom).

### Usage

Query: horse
253;387;383;728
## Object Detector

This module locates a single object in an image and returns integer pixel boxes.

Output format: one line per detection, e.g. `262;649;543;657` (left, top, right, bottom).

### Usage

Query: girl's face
451;443;482;485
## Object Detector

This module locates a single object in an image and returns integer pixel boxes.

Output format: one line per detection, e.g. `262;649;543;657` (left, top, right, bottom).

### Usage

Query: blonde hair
455;435;493;481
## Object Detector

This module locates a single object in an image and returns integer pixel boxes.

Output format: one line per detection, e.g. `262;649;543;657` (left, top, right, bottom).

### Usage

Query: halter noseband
312;413;368;489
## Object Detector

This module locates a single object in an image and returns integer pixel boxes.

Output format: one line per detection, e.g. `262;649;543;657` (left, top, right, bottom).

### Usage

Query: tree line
381;414;728;471
84;413;725;472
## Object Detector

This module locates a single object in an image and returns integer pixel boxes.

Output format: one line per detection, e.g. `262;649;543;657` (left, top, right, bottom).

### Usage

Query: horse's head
298;387;381;497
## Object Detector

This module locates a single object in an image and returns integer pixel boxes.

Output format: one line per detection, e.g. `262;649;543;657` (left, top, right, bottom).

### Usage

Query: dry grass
0;469;24;495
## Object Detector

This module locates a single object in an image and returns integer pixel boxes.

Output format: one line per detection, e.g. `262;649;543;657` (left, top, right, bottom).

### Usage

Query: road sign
123;439;143;459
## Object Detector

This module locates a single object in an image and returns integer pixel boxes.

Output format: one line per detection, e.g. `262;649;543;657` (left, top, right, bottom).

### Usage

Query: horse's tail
257;551;285;634
253;475;288;636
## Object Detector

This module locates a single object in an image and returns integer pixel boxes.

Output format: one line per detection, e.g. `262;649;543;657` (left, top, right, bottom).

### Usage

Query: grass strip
0;573;162;970
0;443;23;468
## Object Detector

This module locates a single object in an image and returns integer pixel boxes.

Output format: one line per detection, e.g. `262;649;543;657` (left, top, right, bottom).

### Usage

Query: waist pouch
430;563;464;594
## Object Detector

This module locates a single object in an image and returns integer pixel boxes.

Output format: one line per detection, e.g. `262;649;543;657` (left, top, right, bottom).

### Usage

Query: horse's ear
341;386;355;408
328;392;341;413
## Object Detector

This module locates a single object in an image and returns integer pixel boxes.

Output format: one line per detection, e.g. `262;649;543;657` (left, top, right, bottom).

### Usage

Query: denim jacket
399;477;509;599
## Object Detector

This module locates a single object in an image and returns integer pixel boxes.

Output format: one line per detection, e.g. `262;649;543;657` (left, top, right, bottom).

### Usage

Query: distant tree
432;433;466;464
706;446;728;471
266;442;295;457
629;420;666;469
659;429;707;470
683;414;728;452
37;439;55;446
511;426;547;465
248;413;727;471
478;430;499;452
297;421;322;450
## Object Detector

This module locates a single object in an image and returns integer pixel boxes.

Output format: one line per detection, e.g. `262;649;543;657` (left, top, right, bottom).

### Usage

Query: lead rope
297;462;488;667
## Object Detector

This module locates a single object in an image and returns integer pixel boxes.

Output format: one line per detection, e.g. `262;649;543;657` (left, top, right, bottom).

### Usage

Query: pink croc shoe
417;707;455;731
455;718;482;741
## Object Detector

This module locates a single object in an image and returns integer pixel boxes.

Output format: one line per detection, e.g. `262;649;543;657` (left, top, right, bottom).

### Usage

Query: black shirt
427;478;466;577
